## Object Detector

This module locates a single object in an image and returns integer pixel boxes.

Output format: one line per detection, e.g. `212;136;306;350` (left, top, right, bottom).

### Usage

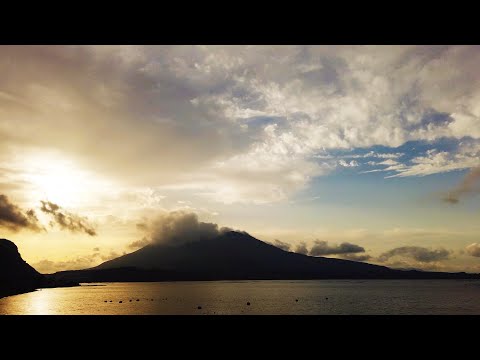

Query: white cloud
387;149;480;178
338;160;359;167
378;159;399;166
2;45;480;205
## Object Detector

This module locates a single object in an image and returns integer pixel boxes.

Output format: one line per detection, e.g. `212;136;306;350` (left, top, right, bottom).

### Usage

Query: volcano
51;231;480;282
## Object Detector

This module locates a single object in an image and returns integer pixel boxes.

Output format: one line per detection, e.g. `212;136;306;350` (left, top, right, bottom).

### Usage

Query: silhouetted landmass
53;231;480;282
0;239;78;298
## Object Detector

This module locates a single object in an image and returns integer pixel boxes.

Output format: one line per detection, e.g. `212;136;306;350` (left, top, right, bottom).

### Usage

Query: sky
0;45;480;273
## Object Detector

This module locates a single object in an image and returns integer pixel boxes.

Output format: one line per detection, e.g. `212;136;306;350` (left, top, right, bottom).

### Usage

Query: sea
1;280;480;315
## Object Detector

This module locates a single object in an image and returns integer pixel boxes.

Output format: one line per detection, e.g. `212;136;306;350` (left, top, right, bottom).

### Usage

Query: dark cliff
0;239;44;297
0;239;78;298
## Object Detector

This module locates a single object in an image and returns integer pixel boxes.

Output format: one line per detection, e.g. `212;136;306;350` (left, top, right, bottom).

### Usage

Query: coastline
0;287;38;300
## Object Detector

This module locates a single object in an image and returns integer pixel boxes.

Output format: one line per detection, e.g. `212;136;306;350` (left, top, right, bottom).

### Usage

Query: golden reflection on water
1;281;480;315
30;289;53;315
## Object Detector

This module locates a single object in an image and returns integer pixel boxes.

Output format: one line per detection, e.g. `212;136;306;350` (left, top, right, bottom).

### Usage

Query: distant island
2;232;480;298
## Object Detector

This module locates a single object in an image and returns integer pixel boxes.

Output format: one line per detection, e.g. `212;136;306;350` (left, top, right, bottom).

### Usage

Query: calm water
1;280;480;315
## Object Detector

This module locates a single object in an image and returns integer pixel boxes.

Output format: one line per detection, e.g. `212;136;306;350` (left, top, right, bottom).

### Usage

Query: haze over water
2;280;480;315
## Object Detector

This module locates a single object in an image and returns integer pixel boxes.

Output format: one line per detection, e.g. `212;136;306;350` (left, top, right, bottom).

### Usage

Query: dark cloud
442;167;480;204
40;200;97;236
0;194;43;232
340;254;372;262
309;240;365;256
294;242;309;255
465;243;480;257
269;239;291;252
378;246;451;263
93;247;100;252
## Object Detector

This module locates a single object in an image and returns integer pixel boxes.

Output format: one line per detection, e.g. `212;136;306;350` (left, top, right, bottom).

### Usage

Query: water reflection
1;280;480;315
30;289;52;315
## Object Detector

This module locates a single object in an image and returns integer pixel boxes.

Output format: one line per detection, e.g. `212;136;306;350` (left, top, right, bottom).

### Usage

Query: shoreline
0;287;38;300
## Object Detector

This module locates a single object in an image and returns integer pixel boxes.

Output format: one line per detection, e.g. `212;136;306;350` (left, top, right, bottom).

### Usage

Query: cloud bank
32;250;121;274
378;246;451;263
309;240;365;256
0;194;43;232
2;46;480;204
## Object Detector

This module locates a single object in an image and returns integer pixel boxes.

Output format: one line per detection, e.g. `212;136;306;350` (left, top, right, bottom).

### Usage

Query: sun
21;152;102;207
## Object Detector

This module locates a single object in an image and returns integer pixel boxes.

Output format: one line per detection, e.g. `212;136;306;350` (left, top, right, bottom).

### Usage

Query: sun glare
21;153;103;207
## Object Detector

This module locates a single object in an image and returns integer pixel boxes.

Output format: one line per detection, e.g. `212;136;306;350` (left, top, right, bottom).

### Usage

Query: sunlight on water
1;280;480;315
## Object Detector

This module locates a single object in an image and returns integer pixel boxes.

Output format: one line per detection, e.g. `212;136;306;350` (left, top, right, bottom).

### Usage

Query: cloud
294;242;309;255
100;251;121;261
31;250;123;273
326;151;404;160
269;239;291;251
309;240;365;256
378;159;399;166
386;149;480;179
40;200;97;236
340;254;372;262
136;211;233;246
0;194;43;232
32;258;97;274
128;237;151;249
465;243;480;257
136;223;148;231
338;160;359;167
442;167;480;204
2;46;480;204
378;246;451;263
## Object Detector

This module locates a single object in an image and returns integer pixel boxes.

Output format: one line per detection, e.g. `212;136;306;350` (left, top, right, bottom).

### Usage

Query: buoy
247;302;251;306
136;299;139;301
119;301;123;303
109;300;112;302
104;300;107;302
295;299;298;302
325;297;328;300
197;306;202;310
129;300;132;302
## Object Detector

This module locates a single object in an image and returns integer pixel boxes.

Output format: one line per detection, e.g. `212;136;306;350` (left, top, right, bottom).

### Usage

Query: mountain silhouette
0;238;78;298
0;239;45;297
52;231;480;282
